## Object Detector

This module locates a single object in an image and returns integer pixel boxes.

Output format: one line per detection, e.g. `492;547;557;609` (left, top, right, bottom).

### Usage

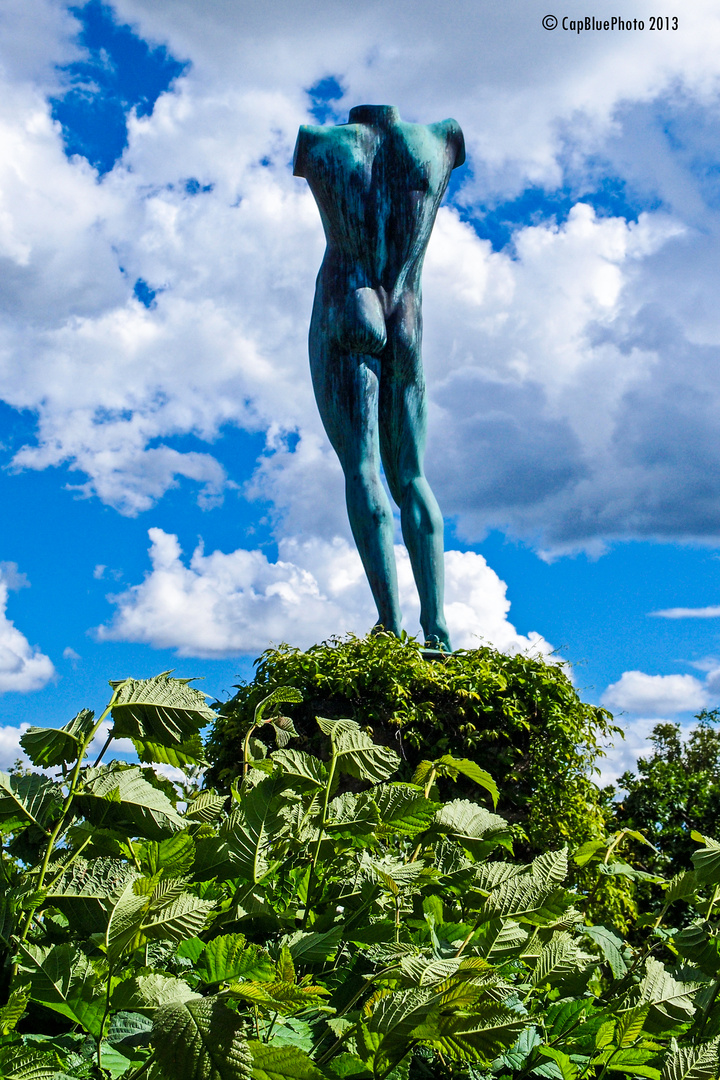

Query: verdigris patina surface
294;104;465;650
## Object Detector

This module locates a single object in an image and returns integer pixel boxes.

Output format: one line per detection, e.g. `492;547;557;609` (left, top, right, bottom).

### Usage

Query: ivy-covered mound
207;634;619;856
3;673;720;1080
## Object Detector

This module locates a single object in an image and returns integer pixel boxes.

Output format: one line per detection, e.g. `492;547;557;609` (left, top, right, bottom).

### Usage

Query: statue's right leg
309;324;402;637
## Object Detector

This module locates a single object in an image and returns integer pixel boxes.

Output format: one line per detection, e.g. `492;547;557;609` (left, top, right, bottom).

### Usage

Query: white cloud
0;567;54;693
602;670;710;715
97;527;552;660
62;646;81;661
0;722;29;769
651;605;720;618
1;0;720;553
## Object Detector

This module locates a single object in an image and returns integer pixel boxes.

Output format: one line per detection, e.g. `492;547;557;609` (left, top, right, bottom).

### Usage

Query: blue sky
2;0;720;782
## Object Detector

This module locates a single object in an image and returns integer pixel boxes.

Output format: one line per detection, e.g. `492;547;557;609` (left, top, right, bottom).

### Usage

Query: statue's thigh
378;338;428;493
309;338;382;469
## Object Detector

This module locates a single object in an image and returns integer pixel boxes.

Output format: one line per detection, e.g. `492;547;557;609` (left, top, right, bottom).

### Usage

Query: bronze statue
294;105;465;650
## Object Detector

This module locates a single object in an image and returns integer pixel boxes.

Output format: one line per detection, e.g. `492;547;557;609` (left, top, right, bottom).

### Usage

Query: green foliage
613;712;720;877
4;667;720;1080
205;634;618;857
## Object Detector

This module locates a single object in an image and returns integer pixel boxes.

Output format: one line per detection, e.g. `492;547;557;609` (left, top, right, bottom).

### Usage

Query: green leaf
223;772;288;884
135;730;208;768
16;942;105;1037
271;750;328;791
112;973;200;1014
0;772;62;831
20;709;96;768
326;791;380;837
434;799;509;844
142;831;196;878
434;755;499;806
248;1041;325;1080
0;1044;63;1080
185;791;228;823
254;686;303;725
196;934;275;985
661;1038;720;1080
583;924;629;978
692;835;720;885
412;1003;525;1063
282;926;344;963
317;717;400;783
110;672;215;755
532;931;581;985
106;878;215;961
374;784;439;836
0;987;29;1034
74;764;185;839
152;995;253;1080
45;855;136;934
636;958;697;1025
538;1047;579;1080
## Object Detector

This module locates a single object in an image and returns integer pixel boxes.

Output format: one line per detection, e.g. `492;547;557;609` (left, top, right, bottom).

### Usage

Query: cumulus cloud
97;527;552;659
0;0;716;556
0;566;54;693
0;722;29;769
602;670;710;715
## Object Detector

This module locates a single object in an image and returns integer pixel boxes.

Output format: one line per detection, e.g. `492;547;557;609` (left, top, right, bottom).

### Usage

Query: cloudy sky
1;0;720;783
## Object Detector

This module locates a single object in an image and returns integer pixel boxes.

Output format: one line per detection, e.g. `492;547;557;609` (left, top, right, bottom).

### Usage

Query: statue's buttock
294;105;465;650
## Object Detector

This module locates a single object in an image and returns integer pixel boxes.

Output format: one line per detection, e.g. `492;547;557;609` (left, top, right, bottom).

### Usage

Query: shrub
1;672;719;1080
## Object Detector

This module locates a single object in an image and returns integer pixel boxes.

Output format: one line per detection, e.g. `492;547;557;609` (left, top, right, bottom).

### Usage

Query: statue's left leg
379;304;451;651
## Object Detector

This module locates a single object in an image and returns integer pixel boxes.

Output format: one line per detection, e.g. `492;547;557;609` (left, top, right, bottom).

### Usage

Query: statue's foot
422;621;452;652
371;621;401;638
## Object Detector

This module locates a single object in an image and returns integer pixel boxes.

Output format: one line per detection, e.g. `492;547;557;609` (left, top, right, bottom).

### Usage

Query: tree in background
613;709;720;877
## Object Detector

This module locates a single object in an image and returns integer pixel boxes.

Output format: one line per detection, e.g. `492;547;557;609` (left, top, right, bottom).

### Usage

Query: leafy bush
2;672;720;1080
206;634;619;858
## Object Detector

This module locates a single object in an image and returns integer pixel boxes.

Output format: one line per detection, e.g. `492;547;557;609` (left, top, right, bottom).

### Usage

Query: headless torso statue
294;105;465;651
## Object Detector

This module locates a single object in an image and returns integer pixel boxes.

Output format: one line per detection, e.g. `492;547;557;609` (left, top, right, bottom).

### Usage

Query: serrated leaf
106;877;214;961
135;731;208;768
16;942;104;1036
434;755;499;806
152;995;253;1080
110;672;215;753
532;931;580;985
196;934;275;985
248;1041;325;1080
692;836;720;885
185;790;228;823
0;1044;63;1080
326;791;380;837
142;831;196;878
223;772;288;884
0;987;29;1034
636;958;697;1024
538;1047;579;1080
317;718;400;783
661;1038;720;1080
45;855;136;934
583;924;628;978
0;772;62;831
282;925;344;963
412;1003;525;1063
254;686;303;725
374;784;439;836
434;800;509;846
74;764;184;839
20;709;96;768
276;945;295;984
271;750;329;791
112;973;200;1014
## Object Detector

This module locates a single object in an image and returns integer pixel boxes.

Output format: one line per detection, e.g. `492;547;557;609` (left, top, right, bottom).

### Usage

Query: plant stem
242;723;258;777
303;749;337;928
13;693;119;971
